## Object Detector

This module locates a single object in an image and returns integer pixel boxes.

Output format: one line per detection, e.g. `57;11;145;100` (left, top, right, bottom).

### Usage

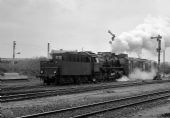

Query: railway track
1;81;139;102
1;80;170;102
16;89;170;118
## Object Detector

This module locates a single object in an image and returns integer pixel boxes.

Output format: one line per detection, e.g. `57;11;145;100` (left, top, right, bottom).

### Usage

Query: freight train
39;50;157;85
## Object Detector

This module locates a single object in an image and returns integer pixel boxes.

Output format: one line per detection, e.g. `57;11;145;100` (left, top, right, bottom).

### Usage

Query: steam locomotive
39;50;157;85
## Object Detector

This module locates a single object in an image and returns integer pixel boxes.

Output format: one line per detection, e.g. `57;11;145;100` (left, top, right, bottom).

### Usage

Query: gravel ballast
1;83;170;118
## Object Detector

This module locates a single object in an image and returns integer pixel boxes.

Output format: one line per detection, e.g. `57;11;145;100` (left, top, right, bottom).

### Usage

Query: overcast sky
0;0;170;61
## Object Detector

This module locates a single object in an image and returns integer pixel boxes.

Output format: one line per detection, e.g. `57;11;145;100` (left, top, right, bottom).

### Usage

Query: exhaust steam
111;16;170;56
117;68;156;81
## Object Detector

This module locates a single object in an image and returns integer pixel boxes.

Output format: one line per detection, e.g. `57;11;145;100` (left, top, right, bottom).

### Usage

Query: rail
16;89;170;118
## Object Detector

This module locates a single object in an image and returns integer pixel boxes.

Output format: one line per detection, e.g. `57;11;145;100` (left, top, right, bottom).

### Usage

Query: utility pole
151;35;162;80
163;50;165;77
13;41;16;64
47;43;50;59
13;41;16;59
12;41;16;72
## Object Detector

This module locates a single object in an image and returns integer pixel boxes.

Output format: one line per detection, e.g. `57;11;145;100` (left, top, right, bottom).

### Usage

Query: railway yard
1;77;170;118
1;45;169;118
1;1;170;118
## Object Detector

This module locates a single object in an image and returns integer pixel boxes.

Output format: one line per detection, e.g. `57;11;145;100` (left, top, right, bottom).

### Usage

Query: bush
0;57;47;76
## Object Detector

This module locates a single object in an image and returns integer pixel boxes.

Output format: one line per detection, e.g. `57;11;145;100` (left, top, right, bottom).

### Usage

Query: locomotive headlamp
40;70;44;74
54;71;57;74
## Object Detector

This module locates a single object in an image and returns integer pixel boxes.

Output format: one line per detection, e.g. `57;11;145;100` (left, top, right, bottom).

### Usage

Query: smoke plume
111;16;170;56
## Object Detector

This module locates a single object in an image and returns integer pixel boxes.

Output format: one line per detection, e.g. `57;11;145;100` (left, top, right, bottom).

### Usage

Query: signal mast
108;30;116;53
108;30;115;41
151;35;162;80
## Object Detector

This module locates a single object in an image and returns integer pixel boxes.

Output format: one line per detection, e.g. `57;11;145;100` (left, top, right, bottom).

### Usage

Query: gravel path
1;83;170;118
0;77;43;89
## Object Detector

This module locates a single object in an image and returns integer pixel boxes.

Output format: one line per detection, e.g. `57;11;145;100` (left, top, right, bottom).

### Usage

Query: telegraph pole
13;41;16;64
47;43;50;59
163;50;165;77
13;41;16;59
12;41;16;72
151;35;162;80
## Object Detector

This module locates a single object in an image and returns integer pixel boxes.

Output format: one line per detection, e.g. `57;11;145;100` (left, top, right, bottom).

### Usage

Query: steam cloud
117;76;129;81
111;16;170;56
117;68;156;81
129;68;156;80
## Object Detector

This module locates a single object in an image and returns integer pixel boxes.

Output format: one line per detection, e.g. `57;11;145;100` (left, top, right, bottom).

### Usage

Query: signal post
151;35;162;80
